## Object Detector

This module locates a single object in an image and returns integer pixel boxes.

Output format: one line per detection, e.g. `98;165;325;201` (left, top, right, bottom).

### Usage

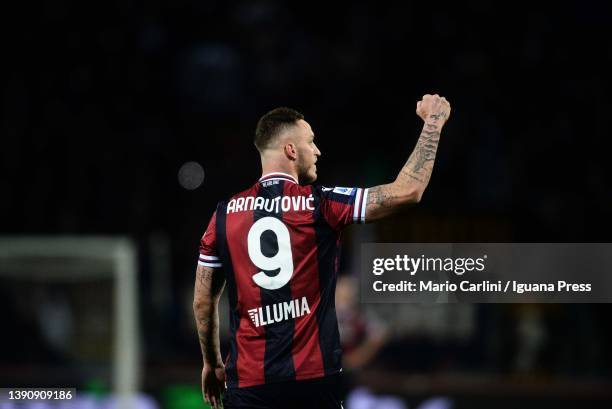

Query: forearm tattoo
366;121;441;213
400;126;440;185
194;266;225;365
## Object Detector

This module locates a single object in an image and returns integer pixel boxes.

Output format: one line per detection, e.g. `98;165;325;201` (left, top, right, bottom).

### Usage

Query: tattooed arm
366;94;451;222
193;265;226;409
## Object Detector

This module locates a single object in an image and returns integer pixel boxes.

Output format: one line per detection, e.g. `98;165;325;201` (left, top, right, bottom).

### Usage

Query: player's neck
260;163;299;183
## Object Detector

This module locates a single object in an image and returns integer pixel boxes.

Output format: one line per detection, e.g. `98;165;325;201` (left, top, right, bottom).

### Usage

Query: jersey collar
259;172;299;184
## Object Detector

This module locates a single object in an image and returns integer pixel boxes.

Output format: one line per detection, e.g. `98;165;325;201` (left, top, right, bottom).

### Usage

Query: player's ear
284;143;297;161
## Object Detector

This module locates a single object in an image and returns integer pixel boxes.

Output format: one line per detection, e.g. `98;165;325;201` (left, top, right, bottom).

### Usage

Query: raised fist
416;94;451;126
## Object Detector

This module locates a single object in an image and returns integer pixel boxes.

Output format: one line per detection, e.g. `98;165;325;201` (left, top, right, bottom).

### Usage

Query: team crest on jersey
332;187;353;195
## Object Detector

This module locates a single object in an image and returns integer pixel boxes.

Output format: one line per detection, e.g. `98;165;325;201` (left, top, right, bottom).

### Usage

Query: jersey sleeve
198;210;223;268
315;186;369;230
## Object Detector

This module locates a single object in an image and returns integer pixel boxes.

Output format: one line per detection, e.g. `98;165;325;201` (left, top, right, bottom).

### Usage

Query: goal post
0;236;141;397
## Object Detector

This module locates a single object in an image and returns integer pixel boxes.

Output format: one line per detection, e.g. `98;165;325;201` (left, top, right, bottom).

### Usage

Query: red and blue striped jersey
198;172;369;388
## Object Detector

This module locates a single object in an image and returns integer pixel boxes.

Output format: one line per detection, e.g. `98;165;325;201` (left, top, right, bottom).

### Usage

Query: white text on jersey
247;296;311;327
227;195;315;214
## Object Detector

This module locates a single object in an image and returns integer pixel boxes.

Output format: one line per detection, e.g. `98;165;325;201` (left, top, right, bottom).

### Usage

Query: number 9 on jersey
247;217;294;290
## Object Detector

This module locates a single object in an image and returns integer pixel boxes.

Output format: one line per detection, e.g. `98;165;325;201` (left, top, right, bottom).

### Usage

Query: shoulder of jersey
321;186;355;196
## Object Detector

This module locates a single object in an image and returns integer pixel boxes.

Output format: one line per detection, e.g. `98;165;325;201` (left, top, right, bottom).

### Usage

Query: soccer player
193;94;451;409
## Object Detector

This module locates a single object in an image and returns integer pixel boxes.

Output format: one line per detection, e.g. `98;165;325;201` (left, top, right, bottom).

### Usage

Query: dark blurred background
1;1;611;408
